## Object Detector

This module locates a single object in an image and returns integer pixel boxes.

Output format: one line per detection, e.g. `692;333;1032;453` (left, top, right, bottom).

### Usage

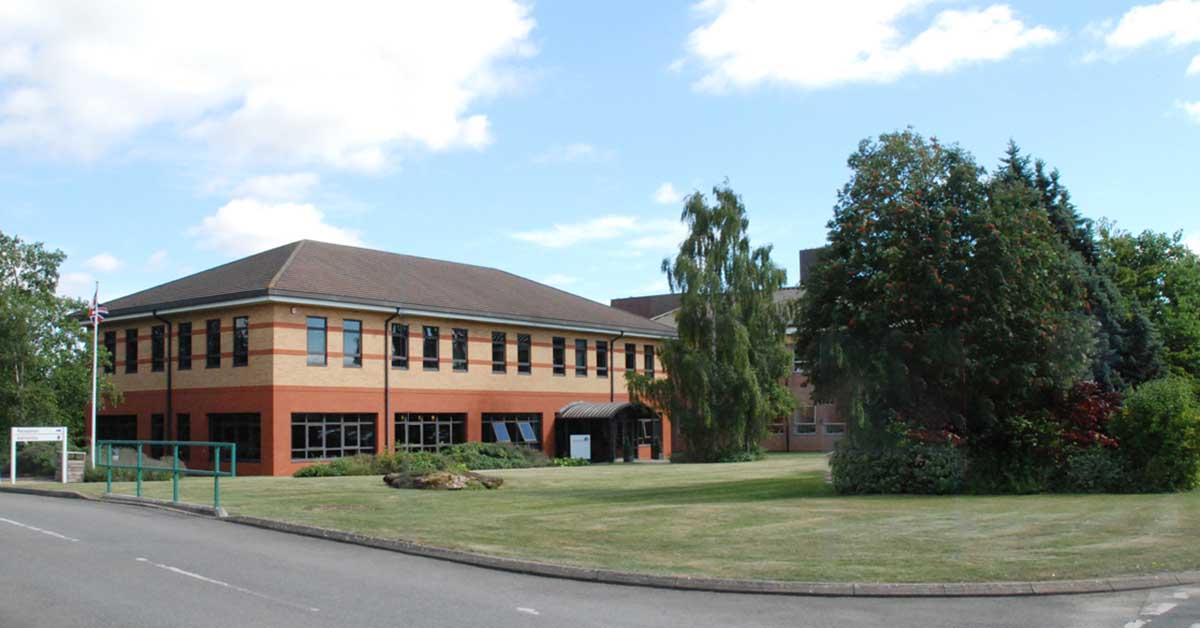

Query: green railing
96;440;237;509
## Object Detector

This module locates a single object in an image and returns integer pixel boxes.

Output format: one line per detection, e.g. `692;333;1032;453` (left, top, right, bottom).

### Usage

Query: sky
1;0;1198;305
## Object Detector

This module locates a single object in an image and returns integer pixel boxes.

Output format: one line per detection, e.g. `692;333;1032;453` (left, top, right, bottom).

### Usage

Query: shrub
830;441;965;495
549;457;590;467
1059;446;1130;493
1110;377;1200;492
292;444;552;478
442;442;549;469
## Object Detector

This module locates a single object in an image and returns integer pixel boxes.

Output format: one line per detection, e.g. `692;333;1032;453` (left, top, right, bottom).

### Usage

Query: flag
89;285;108;323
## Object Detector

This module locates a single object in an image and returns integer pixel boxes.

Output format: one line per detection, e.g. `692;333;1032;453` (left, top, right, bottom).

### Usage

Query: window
97;415;137;442
177;414;191;461
394;413;465;452
517;334;531;374
552;337;565;376
103;331;116;374
596;340;608;378
793;343;802;373
452;328;468;372
423;326;439;370
492;331;506;373
391;323;409;369
124;329;138;374
206;319;221;369
290;413;377;460
644;344;655;377
151;413;165;457
233;316;249;367
575;339;587;377
625;343;636;372
306;317;326;366
178;322;192;370
208;413;261;462
343;319;362;367
825;423;846;435
767;417;788;435
794;406;816;435
151;325;165;372
482;413;542;449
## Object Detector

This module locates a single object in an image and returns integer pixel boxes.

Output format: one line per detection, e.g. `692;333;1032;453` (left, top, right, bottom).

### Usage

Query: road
1;492;1198;628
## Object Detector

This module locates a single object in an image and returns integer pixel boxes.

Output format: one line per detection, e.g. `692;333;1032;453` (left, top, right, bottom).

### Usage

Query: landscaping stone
382;471;503;490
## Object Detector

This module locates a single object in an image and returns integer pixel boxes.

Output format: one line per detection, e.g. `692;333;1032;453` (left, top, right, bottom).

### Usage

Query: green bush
1110;377;1200;492
443;442;549;469
293;444;552;478
549;457;590;467
831;441;966;495
1059;446;1130;493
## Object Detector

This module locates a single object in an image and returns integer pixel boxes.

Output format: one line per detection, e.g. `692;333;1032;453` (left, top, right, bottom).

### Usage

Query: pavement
2;492;1200;628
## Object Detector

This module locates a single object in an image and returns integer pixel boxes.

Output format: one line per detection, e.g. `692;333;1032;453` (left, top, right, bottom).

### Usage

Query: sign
10;427;68;484
569;434;591;460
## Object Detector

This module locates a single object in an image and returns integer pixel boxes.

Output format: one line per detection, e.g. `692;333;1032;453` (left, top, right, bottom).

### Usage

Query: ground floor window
97;414;137;442
481;413;541;448
151;413;165;457
177;414;191;461
794;405;816;435
291;413;377;460
208;413;261;462
395;413;465;452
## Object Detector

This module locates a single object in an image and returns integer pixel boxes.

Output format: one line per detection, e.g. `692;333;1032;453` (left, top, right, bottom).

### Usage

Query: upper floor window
103;331;116;374
124;328;138;374
206;319;221;368
793;343;802;373
306;317;327;366
552;337;565;376
391;323;409;369
491;331;506;374
178;322;192;371
625;343;636;372
596;340;608;378
517;334;531;374
452;328;468;372
423;326;439;370
233;316;249;367
644;344;655;377
575;339;588;377
151;325;165;372
343;319;362;367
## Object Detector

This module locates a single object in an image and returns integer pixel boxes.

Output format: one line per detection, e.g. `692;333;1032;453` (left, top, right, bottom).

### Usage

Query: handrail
96;440;237;509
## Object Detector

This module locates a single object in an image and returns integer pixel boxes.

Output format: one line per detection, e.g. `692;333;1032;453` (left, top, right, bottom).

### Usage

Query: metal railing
96;440;237;509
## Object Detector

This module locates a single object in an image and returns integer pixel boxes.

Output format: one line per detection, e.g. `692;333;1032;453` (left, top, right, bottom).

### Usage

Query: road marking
517;607;541;616
1124;621;1148;628
1144;602;1178;616
136;557;319;613
0;516;80;542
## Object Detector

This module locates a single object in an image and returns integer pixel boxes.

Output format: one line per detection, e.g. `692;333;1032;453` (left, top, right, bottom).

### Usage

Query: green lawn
25;454;1200;583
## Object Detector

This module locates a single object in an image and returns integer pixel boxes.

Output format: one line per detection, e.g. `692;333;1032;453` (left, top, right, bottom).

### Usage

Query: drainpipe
608;330;624;403
383;308;401;454
152;310;173;440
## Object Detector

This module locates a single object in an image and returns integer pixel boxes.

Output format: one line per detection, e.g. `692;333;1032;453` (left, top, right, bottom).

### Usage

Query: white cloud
57;271;93;298
540;273;578;287
0;1;535;170
1189;53;1200;74
686;1;1058;90
512;215;685;251
1105;0;1200;49
233;173;320;201
147;250;168;269
83;253;122;273
189;198;364;256
654;182;683;205
1180;100;1200;122
1186;233;1200;254
532;142;614;164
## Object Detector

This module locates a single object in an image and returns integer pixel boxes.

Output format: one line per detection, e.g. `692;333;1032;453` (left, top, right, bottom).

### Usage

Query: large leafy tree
795;130;1093;457
1099;228;1200;381
627;185;794;461
0;232;118;454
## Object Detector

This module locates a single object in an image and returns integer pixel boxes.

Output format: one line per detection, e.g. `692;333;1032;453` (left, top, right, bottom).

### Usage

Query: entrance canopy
557;401;657;421
554;402;662;463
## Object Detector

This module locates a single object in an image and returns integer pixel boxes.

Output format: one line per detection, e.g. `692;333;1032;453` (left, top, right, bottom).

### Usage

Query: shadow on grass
550;472;835;506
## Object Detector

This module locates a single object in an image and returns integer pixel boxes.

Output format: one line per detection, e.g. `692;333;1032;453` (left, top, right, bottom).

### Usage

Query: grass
19;454;1200;583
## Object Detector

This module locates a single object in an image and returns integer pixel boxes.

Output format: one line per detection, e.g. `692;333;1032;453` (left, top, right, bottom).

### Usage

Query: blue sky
1;0;1197;305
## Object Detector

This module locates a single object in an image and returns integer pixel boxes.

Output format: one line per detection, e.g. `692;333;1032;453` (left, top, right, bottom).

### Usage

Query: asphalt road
1;492;1198;628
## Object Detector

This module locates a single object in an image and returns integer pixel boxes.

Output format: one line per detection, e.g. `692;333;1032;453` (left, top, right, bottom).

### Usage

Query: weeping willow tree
627;184;794;461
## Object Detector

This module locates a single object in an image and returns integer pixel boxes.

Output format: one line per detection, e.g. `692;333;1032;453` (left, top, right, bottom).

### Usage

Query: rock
467;472;504;489
382;470;503;490
412;471;469;490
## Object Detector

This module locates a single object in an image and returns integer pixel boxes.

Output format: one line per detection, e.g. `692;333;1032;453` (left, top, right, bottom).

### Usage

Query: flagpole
90;281;99;469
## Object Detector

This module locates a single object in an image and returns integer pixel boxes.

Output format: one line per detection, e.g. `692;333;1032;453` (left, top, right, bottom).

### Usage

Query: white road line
1124;621;1149;628
1144;602;1178;616
0;516;80;542
517;607;541;616
135;557;319;613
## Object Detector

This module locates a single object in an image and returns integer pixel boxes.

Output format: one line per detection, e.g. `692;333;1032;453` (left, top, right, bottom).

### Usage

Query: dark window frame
96;414;137;441
150;325;165;372
232;316;249;367
205;319;221;369
596;340;608;378
517;334;531;374
124;328;138;374
178;322;192;371
452;328;468;372
290;413;377;461
423;326;440;371
491;331;506;374
644;344;655;377
343;319;362;368
391;323;409;369
150;413;165;457
103;331;117;374
625;343;637;372
482;413;542;449
394;412;465;452
575;339;588;377
177;413;191;460
208;413;262;463
306;316;327;367
552;337;565;376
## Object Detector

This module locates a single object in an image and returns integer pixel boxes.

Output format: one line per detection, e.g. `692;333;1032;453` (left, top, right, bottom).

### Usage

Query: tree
0;232;119;456
1098;228;1200;382
627;185;794;461
795;130;1093;462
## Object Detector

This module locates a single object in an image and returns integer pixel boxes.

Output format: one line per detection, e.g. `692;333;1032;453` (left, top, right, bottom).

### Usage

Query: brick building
89;240;674;475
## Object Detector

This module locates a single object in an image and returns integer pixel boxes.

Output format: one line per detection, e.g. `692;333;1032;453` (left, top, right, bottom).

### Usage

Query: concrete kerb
4;484;1199;598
